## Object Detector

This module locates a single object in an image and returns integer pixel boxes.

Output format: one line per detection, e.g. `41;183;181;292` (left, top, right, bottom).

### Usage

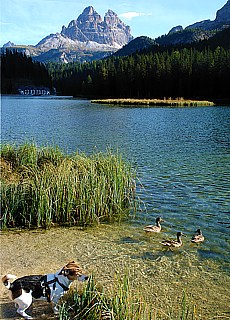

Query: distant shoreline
91;98;215;107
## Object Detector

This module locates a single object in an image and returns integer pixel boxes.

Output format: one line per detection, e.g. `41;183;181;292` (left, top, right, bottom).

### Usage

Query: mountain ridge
115;1;230;57
2;1;229;63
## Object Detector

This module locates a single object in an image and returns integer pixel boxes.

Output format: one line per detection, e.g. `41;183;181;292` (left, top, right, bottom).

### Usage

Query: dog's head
59;261;88;281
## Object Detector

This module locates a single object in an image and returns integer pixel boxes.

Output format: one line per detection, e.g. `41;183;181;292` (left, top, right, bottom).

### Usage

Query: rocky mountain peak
28;6;133;62
59;6;132;46
3;41;16;47
215;0;230;23
82;6;97;15
104;9;124;27
105;9;117;20
77;6;102;24
168;25;183;35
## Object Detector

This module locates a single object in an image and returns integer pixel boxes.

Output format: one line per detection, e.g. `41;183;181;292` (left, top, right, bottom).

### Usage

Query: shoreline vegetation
0;143;136;229
91;98;215;107
1;143;229;319
59;274;197;320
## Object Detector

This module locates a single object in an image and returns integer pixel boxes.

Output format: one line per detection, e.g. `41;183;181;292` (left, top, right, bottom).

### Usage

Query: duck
191;229;204;243
161;232;185;248
143;217;164;233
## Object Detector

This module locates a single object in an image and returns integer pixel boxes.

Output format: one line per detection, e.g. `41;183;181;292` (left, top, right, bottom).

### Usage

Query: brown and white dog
2;261;88;319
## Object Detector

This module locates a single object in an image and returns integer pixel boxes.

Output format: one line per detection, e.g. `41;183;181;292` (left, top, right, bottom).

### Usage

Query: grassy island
91;98;215;107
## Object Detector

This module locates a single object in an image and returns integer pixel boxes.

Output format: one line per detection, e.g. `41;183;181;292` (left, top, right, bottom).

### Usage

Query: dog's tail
2;274;17;289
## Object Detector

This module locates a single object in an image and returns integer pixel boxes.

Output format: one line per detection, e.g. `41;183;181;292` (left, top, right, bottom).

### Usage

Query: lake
1;95;230;266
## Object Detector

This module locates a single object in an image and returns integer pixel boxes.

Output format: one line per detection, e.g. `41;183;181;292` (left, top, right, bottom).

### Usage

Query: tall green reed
1;143;136;229
59;275;197;320
59;274;153;320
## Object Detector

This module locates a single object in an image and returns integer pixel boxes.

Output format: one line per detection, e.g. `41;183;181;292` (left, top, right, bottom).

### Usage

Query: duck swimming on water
161;232;185;248
191;229;204;243
143;217;164;233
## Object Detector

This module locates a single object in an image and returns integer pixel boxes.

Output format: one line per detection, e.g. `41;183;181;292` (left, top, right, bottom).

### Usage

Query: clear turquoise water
1;96;230;265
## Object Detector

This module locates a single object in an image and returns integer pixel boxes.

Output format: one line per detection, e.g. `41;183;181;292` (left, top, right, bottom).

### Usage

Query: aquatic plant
0;143;136;228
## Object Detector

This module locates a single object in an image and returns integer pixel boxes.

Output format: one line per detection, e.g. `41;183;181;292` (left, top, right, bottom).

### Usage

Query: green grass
0;143;136;229
59;275;197;320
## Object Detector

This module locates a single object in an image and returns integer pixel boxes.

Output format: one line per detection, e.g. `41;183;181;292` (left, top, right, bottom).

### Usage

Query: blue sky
0;0;227;46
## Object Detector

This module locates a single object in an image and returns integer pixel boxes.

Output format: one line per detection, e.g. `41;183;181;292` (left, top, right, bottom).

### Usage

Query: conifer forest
1;32;230;100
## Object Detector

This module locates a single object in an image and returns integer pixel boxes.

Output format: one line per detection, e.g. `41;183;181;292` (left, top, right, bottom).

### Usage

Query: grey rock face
31;6;133;62
3;41;16;47
59;6;133;47
168;26;183;35
103;9;133;46
216;0;230;23
186;0;230;30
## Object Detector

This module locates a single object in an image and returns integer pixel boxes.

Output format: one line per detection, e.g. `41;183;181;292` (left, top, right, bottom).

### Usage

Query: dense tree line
1;38;229;100
48;46;230;99
1;50;52;93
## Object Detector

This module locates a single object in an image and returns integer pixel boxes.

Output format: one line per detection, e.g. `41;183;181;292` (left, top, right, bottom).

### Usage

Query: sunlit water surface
1;96;230;269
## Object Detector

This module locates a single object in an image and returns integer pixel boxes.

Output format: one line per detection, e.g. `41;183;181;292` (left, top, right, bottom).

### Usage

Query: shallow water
1;95;230;267
1;224;229;319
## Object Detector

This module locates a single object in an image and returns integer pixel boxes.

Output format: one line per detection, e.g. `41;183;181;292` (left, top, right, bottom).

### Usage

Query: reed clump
91;98;215;107
59;275;197;320
0;143;136;229
59;275;150;320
